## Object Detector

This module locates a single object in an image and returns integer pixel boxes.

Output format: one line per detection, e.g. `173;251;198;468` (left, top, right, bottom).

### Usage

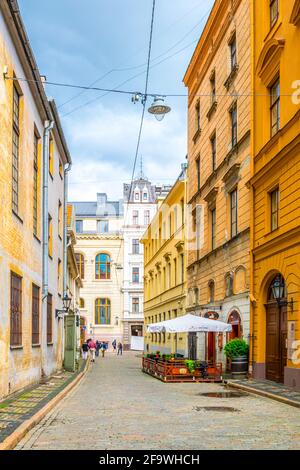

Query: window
196;158;201;191
58;259;62;294
10;272;22;346
48;214;53;258
230;103;238;147
47;293;52;344
270;0;279;28
132;297;139;314
49;134;54;177
33;132;39;236
132;239;139;254
143;192;148;200
208;280;215;303
174;206;178;232
211;133;216;172
211;208;216;250
76;253;85;279
210;71;216;104
169;214;172;237
135;191;140;201
270;188;279;231
76;220;83;233
32;284;40;345
79;298;85;308
181;199;184;226
229;33;237;71
195;101;200;131
174;258;177;286
230;188;238;237
95;298;111;324
58;200;63;239
270;78;280;137
225;274;234;297
59;159;63;179
97;220;109;233
144;210;150;225
132;267;139;283
133;210;139;225
168;263;171;289
12;85;20;214
95;253;111;280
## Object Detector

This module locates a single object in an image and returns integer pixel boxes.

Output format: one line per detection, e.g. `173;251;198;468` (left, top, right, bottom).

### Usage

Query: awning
147;313;232;334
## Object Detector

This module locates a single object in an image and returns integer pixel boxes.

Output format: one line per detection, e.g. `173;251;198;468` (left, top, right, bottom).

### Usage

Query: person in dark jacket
82;341;89;360
117;342;123;356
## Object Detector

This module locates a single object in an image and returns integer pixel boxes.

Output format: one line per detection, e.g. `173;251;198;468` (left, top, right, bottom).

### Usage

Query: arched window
208;280;215;303
95;253;111;279
225;273;234;297
76;253;85;279
79;298;85;308
95;298;111;324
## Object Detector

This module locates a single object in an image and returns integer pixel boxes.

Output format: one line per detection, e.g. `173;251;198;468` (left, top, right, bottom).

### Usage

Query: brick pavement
16;352;300;450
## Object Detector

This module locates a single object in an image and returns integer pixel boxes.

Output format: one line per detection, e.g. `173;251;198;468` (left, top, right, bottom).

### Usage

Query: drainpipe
62;162;72;363
42;119;54;375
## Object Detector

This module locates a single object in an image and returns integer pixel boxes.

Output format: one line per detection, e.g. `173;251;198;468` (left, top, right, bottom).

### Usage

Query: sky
18;0;214;201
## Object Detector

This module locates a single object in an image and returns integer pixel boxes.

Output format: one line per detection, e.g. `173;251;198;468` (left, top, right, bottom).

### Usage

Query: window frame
270;0;279;29
95;253;111;280
132;297;139;314
10;272;22;347
32;284;40;345
270;187;279;231
95;298;111;325
12;85;20;215
230;188;238;238
47;293;53;344
211;133;217;172
132;267;140;284
229;33;237;71
270;78;280;137
33;132;39;236
230;103;238;147
132;239;140;254
211;208;216;250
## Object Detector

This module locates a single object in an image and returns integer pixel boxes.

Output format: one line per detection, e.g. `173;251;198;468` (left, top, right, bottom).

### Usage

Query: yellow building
250;0;300;388
0;1;71;398
142;167;187;356
183;0;251;367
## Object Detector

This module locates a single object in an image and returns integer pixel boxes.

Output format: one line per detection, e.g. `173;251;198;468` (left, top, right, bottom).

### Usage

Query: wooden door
207;332;215;363
266;303;287;383
188;333;197;360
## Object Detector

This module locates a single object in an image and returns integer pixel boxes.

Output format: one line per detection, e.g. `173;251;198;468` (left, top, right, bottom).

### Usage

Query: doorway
265;275;287;383
188;332;197;360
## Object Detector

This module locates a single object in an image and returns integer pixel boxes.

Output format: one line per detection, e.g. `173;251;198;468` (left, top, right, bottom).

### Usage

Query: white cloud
66;101;187;201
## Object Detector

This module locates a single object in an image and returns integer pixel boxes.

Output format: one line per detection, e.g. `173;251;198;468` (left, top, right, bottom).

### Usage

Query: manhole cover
194;406;239;412
198;391;248;398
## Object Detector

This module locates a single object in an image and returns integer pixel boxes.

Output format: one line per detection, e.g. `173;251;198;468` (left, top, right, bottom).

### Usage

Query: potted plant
224;338;249;378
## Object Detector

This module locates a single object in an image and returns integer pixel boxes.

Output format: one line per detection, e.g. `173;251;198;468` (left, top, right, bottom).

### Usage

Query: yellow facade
250;0;300;388
183;0;251;365
142;171;187;355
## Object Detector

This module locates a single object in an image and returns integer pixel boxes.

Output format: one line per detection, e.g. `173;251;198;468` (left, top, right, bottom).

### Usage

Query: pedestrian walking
81;341;89;360
117;342;123;356
95;340;101;357
100;342;106;358
112;339;117;352
88;339;96;362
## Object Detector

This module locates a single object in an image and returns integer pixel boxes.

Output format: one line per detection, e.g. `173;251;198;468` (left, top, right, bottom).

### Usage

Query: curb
227;381;300;409
0;359;90;451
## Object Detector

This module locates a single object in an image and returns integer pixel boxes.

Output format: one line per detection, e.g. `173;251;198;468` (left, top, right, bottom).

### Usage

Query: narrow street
17;353;300;450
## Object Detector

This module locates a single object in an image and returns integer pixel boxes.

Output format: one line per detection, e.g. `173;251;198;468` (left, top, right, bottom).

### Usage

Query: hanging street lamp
148;96;171;121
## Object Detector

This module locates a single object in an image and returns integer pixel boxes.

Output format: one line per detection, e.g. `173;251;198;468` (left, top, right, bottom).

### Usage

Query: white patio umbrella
147;313;232;334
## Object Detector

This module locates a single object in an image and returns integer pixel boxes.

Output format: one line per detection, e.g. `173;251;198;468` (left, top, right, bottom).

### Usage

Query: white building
73;194;124;346
122;177;158;350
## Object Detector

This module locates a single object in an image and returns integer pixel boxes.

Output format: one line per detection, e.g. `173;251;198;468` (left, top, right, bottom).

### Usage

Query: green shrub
185;360;195;373
224;338;249;358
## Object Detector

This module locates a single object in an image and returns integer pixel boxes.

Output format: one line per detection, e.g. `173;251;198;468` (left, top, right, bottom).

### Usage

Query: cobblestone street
17;353;300;450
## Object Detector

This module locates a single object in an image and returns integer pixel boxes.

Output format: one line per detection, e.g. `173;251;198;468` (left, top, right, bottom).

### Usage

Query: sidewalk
0;360;88;449
227;378;300;408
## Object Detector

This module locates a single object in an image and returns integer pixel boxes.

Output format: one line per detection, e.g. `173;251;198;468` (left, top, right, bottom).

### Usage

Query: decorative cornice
175;241;184;253
222;163;241;184
206;100;218;120
204;186;218;203
163;252;172;262
193;128;202;144
224;63;239;90
256;38;285;86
